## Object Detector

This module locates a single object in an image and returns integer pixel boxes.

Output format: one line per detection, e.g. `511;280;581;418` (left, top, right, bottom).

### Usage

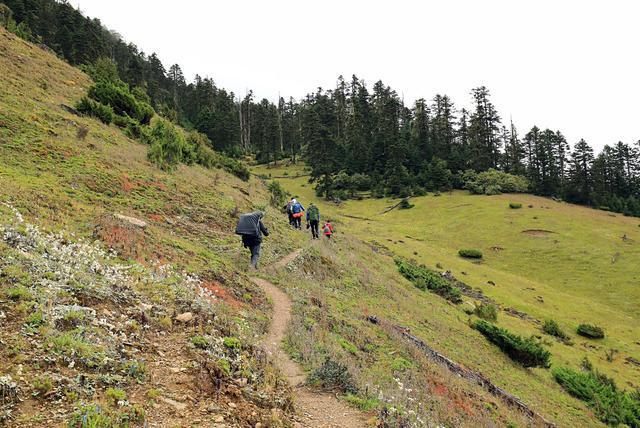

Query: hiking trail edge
250;250;368;428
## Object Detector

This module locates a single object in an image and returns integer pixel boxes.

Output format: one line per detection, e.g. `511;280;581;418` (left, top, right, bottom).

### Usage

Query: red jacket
323;223;334;235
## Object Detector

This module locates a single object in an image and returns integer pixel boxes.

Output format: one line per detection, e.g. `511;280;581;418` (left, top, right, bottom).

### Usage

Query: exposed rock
114;213;148;228
159;396;187;412
175;312;193;323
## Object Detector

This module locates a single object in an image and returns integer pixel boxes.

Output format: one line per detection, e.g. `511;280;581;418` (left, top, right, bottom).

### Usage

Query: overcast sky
72;0;639;151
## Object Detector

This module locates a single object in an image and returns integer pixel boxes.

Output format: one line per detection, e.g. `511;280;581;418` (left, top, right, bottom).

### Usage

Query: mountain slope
253;162;640;427
0;27;308;427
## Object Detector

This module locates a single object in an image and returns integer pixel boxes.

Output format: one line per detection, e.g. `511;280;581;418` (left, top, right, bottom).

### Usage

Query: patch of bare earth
251;250;370;427
521;229;555;237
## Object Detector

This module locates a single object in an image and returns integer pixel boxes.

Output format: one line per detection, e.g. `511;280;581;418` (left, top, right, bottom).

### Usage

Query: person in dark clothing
235;211;269;269
306;203;320;239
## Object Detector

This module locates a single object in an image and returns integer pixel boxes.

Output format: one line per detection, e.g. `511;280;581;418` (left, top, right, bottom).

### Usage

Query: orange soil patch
148;214;164;222
200;281;244;308
120;173;135;192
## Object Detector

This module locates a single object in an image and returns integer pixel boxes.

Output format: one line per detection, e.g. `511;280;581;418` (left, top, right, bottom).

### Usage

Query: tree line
1;0;639;216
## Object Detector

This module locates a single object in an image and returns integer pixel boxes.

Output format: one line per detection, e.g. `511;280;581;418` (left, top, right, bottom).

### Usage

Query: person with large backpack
322;220;334;239
306;203;320;239
290;199;305;230
235;211;269;269
284;198;294;226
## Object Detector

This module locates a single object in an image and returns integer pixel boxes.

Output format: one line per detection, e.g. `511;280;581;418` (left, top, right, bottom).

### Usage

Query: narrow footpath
250;250;368;428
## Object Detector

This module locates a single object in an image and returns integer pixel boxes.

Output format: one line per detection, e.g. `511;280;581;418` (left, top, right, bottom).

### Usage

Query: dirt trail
250;250;369;428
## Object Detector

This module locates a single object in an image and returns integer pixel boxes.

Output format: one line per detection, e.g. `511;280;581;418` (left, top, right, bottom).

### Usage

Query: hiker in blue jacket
290;198;305;230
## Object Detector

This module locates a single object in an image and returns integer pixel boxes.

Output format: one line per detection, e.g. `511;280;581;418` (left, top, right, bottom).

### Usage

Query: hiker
291;198;305;230
284;198;294;226
235;211;269;269
322;220;334;239
306;202;320;239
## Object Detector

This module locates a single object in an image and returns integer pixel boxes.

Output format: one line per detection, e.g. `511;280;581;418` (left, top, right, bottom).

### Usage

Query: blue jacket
292;202;304;214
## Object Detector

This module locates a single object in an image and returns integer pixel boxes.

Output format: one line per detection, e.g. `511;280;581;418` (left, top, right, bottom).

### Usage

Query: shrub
390;357;413;372
459;249;483;259
474;320;551;368
399;198;414;209
542;319;568;340
463;169;529;195
147;120;188;171
76;96;114;124
509;202;523;209
474;303;498;321
308;357;358;393
553;366;640;426
88;81;153;124
577;323;605;339
268;181;287;208
395;258;462;303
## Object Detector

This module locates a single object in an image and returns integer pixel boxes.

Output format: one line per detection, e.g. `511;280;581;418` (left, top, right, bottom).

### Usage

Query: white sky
72;0;639;151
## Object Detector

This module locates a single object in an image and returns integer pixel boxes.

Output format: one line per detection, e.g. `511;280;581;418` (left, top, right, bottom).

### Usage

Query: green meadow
254;161;640;425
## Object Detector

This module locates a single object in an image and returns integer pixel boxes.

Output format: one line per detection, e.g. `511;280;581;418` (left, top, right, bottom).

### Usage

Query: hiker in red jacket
322;220;334;239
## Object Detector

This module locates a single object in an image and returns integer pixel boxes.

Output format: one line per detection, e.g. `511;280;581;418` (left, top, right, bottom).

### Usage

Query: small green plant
25;311;46;327
32;375;54;397
542;319;568;340
474;303;498;322
191;335;209;350
119;360;147;381
344;393;381;411
105;388;126;405
459;249;483;259
509;202;523;209
338;337;358;355
5;285;32;301
577;323;605;339
474;320;551;368
223;337;242;350
308;357;357;394
390;357;413;372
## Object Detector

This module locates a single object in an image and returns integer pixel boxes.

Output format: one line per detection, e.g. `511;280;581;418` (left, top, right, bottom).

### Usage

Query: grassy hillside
2;24;637;427
254;161;640;426
0;27;308;426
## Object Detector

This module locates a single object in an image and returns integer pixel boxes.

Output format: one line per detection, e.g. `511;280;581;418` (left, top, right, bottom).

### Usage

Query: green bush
268;181;287;208
308;357;358;394
76;96;114;124
147;120;188;171
395;258;462;303
463;169;530;195
542;319;568;340
577;323;605;339
474;303;498;321
185;131;250;180
474;320;551;368
553;366;640;426
459;249;483;259
399;198;414;209
509;202;523;209
88;81;153;125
